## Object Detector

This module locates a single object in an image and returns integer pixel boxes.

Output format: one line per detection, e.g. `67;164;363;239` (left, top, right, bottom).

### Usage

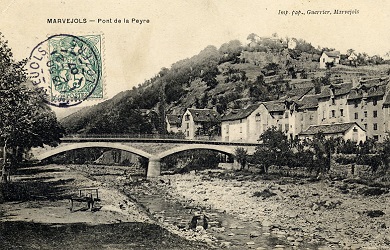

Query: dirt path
0;165;210;250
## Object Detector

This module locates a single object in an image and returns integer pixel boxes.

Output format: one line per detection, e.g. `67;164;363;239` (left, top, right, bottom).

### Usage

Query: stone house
285;94;319;140
181;108;220;139
319;51;340;69
166;114;182;133
317;82;353;125
221;104;261;143
298;122;366;143
347;78;388;141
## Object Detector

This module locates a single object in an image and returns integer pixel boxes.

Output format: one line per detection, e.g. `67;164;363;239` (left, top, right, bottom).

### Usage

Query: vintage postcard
1;0;389;249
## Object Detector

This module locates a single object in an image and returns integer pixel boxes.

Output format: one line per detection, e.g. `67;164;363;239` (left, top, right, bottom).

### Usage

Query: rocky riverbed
69;164;390;249
156;171;390;249
0;164;210;250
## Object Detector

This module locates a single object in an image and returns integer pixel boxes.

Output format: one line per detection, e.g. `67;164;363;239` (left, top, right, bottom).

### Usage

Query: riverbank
156;170;390;249
68;164;390;249
0;165;210;250
7;164;388;249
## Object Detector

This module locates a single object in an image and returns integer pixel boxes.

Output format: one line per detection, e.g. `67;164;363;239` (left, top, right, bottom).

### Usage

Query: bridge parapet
31;138;259;178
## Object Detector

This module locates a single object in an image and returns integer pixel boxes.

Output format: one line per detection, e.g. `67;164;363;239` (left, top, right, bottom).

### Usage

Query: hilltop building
320;51;340;69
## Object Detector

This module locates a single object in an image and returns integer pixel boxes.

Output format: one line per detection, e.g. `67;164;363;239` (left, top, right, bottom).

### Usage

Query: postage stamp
28;34;103;107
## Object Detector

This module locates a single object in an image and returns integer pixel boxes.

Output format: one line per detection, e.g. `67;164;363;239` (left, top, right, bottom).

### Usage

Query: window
364;124;367;130
354;113;358;119
285;124;289;131
374;123;378;130
186;123;189;129
285;111;289;118
354;101;359;108
185;114;190;121
373;99;377;106
331;98;335;105
340;109;344;117
255;113;261;122
364;111;367;118
373;110;377;118
331;110;335;117
278;124;282;131
373;135;379;141
240;126;242;133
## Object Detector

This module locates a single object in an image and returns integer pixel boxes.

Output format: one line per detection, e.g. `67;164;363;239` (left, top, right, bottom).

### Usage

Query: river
70;164;323;249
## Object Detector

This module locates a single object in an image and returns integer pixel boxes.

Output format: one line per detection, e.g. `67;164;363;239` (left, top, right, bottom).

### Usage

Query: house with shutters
284;94;319;139
166;114;182;133
347;78;388;141
221;101;288;143
181;108;220;139
320;51;340;69
221;104;262;143
317;82;353;125
298;122;366;143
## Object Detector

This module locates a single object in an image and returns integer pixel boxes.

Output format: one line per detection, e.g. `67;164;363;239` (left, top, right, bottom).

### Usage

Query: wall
317;94;349;125
344;125;366;143
182;110;195;139
348;97;385;141
296;108;317;135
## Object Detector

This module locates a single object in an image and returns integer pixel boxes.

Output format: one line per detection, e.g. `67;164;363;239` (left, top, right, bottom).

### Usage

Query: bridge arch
155;144;236;160
35;142;152;161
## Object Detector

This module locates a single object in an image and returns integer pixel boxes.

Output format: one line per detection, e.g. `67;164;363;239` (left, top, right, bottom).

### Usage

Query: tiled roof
281;87;314;101
347;84;386;100
384;92;390;106
263;101;285;112
187;108;220;122
166;114;182;126
299;122;363;136
323;51;340;58
297;95;319;110
318;82;353;98
221;104;260;121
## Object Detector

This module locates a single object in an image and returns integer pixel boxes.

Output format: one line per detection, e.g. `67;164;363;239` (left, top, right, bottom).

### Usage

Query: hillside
60;34;390;135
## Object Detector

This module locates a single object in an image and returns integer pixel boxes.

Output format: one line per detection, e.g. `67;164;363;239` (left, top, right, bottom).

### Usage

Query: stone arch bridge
31;137;258;178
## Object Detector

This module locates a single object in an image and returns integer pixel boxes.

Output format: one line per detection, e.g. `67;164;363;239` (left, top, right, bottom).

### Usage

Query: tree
253;127;292;173
379;135;390;172
310;133;339;176
0;34;64;182
247;33;259;43
201;64;219;89
235;147;248;170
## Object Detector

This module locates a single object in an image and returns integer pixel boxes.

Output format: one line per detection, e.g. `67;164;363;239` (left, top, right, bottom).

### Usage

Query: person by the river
189;211;208;231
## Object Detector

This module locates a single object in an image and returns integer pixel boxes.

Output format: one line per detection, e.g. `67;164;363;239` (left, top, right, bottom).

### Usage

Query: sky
0;0;389;116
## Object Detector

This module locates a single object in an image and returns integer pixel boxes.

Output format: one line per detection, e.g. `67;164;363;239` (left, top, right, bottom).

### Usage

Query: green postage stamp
28;34;103;107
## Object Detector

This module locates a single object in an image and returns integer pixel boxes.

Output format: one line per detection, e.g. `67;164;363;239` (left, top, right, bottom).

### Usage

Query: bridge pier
147;157;161;178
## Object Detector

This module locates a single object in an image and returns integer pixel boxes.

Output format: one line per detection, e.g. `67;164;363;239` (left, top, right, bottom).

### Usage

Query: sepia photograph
0;0;389;249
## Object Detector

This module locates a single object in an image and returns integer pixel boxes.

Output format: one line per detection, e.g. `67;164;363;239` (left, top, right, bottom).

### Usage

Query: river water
122;181;293;249
71;165;321;249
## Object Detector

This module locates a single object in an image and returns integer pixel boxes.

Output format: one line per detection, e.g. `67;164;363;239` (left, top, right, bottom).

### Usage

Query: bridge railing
64;134;223;141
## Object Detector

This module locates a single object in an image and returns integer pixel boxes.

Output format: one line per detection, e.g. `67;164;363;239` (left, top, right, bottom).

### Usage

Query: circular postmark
28;34;103;107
